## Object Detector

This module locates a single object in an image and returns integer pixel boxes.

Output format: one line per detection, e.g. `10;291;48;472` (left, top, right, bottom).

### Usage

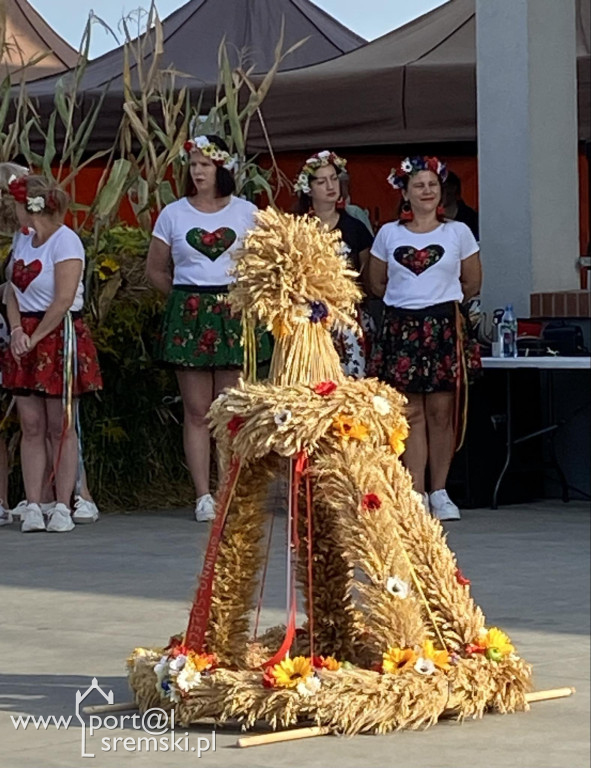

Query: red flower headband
7;175;56;214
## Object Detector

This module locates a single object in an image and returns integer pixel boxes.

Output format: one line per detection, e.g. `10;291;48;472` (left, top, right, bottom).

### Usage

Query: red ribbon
184;456;242;651
263;451;310;668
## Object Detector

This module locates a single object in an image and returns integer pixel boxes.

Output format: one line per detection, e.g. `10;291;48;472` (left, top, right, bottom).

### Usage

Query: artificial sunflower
382;647;417;674
332;414;369;442
271;656;314;689
97;257;120;281
389;422;409;456
476;627;515;660
422;639;451;670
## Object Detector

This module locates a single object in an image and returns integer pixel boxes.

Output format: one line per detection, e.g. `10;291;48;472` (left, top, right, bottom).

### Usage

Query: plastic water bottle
499;304;518;358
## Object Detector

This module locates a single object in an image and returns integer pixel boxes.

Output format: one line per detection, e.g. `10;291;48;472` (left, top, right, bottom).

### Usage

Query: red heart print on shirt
12;259;42;291
185;227;237;261
393;245;445;276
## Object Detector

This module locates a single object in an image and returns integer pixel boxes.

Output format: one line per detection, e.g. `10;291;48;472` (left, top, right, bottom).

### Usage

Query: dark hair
292;161;343;215
184;135;236;198
444;170;461;196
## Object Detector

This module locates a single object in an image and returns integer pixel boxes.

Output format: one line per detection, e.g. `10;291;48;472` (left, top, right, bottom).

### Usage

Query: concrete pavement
0;501;589;768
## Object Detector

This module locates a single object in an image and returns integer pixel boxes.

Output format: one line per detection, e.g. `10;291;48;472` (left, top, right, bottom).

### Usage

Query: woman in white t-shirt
3;174;102;534
368;156;482;522
146;135;271;523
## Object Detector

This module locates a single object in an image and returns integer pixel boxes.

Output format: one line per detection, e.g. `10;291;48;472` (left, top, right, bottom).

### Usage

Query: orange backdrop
67;148;589;256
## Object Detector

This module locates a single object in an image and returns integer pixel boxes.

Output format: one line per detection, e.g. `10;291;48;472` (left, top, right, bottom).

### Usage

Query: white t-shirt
10;226;85;312
371;220;479;309
152;196;258;286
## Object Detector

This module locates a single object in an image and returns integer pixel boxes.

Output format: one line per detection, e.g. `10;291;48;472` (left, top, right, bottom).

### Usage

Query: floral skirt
2;313;103;396
368;301;481;394
156;286;272;370
332;307;376;379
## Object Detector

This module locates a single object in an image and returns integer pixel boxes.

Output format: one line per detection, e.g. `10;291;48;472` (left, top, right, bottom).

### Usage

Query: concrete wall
477;0;580;317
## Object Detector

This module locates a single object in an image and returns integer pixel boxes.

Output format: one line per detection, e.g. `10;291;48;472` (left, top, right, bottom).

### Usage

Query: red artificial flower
227;415;245;437
426;157;439;173
314;380;337;396
8;177;28;204
465;643;485;655
262;669;277;688
362;493;382;512
20;226;30;235
169;644;190;659
183;140;194;153
455;568;471;586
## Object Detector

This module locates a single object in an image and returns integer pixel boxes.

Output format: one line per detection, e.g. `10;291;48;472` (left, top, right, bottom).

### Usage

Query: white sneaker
72;496;100;524
46;503;75;532
21;503;46;533
10;500;55;521
429;489;461;521
0;505;13;526
195;493;216;522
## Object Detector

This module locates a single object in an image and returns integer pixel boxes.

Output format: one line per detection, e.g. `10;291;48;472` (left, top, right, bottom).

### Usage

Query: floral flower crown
387;156;448;190
7;175;52;213
294;150;347;195
180;136;238;171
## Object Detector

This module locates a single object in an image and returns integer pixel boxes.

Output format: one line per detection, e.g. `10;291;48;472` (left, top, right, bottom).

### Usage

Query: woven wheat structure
128;209;532;734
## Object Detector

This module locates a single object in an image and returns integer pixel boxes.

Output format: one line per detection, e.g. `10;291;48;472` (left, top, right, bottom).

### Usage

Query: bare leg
213;368;241;482
16;395;48;504
45;399;78;507
41;438;55;503
176;369;214;498
401;393;428;493
425;391;455;491
0;437;8;505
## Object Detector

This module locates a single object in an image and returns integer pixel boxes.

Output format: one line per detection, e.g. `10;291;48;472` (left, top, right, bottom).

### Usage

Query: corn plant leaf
94;159;133;220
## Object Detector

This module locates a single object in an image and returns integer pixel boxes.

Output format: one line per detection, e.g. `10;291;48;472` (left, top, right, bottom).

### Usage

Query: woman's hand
11;327;31;358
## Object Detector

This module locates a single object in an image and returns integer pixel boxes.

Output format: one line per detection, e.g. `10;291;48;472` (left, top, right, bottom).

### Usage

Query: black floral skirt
368;301;482;394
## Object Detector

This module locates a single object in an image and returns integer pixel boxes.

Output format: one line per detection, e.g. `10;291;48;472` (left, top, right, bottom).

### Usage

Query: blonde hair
22;175;70;218
0;162;29;234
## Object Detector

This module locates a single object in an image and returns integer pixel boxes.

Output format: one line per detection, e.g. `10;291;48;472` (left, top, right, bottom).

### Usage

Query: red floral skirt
368;301;481;394
2;314;102;396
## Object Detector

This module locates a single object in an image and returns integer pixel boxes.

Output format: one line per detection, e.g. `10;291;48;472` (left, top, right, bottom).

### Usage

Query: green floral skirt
156;285;272;370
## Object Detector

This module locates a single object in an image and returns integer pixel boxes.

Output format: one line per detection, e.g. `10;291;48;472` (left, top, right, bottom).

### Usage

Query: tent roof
1;0;78;82
247;0;591;149
26;0;366;96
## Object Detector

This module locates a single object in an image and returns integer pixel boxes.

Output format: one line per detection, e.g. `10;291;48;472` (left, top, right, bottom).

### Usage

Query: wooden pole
237;726;330;748
525;686;575;703
82;702;138;715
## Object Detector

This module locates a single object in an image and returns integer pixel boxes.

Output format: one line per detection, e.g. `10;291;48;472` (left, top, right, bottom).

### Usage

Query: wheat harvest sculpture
127;208;533;736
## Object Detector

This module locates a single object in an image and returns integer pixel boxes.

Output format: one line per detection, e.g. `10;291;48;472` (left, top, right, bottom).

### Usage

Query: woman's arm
28;259;83;349
6;283;29;359
146;237;173;295
460;252;482;301
357;248;372;294
368;255;388;299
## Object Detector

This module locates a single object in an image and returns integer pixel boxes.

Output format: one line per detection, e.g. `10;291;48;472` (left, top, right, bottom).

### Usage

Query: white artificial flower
401;158;413;173
194;135;209;148
168;686;181;703
317;150;331;159
27;196;45;213
168;654;187;673
8;174;17;185
372;395;391;416
223;155;238;172
176;665;202;692
296;675;322;697
414;657;435;675
386;576;409;599
154;655;170;682
274;409;292;429
294;172;311;194
386;169;397;189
